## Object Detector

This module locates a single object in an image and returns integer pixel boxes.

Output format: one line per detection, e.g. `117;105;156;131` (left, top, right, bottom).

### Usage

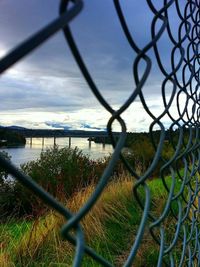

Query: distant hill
7;125;27;130
0;125;119;138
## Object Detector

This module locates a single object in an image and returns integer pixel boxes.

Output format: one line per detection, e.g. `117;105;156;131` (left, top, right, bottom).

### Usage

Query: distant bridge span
8;128;120;147
26;132;119;147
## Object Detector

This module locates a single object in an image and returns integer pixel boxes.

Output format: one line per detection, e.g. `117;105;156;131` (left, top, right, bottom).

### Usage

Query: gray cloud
0;1;183;130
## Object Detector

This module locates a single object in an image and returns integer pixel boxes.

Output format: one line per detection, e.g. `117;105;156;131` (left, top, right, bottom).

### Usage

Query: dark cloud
0;1;182;130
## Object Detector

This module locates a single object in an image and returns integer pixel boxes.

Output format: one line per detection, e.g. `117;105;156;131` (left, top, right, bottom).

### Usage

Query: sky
0;0;187;132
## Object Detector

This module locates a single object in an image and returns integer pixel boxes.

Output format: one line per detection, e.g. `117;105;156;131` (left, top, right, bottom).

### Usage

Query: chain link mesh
0;0;200;266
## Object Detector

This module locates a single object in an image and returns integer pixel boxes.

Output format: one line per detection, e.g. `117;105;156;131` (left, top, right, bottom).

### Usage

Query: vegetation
0;146;107;219
0;128;192;219
0;129;195;266
0;174;185;266
0;128;26;147
96;128;192;178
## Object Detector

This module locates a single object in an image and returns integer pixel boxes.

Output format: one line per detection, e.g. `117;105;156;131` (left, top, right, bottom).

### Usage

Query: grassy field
0;173;185;267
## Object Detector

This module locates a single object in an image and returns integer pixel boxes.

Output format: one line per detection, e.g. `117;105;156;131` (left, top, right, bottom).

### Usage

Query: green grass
0;220;32;240
0;173;193;266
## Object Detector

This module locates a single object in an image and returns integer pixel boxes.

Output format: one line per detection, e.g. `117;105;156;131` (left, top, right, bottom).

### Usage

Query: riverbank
0;128;26;148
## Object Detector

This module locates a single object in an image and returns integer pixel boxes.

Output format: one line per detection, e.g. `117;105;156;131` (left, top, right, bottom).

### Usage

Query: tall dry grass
0;176;135;266
1;173;190;266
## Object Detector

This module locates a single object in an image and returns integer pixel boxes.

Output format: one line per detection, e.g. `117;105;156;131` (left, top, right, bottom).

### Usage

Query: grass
0;172;193;266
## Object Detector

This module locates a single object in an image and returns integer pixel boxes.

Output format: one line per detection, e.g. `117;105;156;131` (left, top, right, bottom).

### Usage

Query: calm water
0;137;113;166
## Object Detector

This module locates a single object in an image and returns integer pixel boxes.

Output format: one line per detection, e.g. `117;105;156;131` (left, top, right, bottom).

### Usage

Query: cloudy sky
0;0;185;132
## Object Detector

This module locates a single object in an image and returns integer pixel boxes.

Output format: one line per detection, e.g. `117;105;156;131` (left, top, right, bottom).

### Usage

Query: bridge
22;129;120;148
7;127;120;147
27;135;111;148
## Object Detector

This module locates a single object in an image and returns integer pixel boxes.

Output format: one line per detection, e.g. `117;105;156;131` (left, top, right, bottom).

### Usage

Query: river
0;137;113;166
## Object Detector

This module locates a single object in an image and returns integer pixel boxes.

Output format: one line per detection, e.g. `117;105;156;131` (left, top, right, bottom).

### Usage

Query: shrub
115;136;177;178
21;146;104;198
1;146;106;218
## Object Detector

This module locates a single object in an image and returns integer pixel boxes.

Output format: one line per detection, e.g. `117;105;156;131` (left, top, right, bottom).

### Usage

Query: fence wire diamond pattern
0;0;200;266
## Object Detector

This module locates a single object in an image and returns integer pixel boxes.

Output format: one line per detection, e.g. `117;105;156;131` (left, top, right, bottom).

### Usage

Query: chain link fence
0;0;200;266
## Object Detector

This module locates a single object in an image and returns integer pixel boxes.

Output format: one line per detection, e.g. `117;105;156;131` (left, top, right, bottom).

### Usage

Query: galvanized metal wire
0;0;200;266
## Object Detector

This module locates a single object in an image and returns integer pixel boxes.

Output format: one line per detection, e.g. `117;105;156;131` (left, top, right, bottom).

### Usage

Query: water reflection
0;137;113;166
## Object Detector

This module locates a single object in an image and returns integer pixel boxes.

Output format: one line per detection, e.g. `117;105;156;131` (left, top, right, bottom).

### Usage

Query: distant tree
0;128;26;146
